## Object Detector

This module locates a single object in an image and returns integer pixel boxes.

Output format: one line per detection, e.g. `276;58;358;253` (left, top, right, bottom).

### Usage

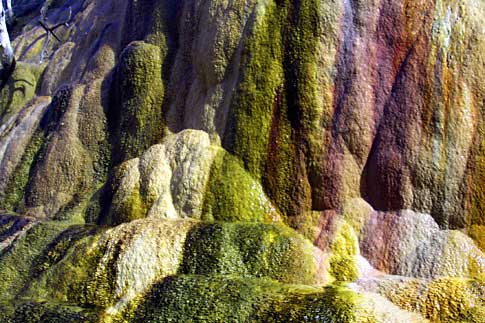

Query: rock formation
0;0;483;322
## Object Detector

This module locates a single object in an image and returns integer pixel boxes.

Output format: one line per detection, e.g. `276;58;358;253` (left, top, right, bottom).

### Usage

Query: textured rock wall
0;0;483;322
2;0;484;229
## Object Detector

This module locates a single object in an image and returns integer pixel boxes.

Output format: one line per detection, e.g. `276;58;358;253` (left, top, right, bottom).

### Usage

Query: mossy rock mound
108;130;279;224
0;62;43;124
0;219;75;301
202;150;279;222
0;217;321;312
0;301;100;323
362;276;485;323
3;216;477;323
181;222;318;284
123;275;366;323
112;41;165;163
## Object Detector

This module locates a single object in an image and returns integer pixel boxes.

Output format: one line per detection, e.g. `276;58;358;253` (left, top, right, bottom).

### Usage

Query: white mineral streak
111;130;218;219
100;219;195;315
0;218;37;253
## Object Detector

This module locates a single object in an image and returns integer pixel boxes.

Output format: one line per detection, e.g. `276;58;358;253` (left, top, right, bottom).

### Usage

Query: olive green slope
0;214;439;323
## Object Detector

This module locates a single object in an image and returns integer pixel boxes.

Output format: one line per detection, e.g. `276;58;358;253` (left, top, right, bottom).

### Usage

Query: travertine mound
0;0;483;322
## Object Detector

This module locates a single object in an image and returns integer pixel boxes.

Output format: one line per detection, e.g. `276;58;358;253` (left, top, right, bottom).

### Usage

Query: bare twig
39;20;61;42
38;7;72;64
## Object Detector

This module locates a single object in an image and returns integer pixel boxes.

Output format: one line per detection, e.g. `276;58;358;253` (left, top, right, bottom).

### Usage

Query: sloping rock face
0;0;483;322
